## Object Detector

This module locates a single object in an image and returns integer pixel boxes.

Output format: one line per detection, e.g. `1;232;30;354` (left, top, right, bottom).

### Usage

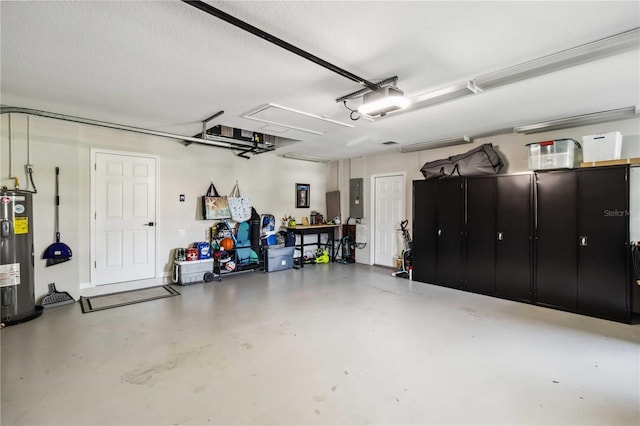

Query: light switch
178;229;186;237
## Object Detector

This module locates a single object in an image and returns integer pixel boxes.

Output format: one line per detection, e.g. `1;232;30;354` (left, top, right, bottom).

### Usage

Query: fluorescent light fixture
399;136;472;153
358;87;411;117
513;106;638;134
244;103;353;135
412;81;479;107
473;28;640;90
281;152;332;163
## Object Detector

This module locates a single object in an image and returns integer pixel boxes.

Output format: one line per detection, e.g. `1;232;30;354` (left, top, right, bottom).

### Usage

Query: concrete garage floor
1;264;639;425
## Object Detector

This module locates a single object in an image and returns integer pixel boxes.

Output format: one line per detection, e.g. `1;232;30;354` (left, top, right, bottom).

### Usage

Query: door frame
369;172;406;266
90;148;160;288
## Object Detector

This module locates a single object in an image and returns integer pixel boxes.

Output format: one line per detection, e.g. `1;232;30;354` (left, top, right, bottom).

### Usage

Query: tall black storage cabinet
535;171;579;311
465;175;532;300
535;166;630;322
576;167;629;322
495;175;533;302
412;180;437;284
412;179;464;287
436;179;465;288
466;177;497;295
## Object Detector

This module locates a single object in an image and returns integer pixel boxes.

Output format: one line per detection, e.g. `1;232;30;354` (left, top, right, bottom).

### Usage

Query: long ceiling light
399;136;472;153
281;152;332;163
473;28;640;90
513;106;638;134
412;81;479;108
358;87;411;117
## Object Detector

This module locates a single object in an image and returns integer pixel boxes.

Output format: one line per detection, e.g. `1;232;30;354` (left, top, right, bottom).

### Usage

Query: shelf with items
211;220;262;276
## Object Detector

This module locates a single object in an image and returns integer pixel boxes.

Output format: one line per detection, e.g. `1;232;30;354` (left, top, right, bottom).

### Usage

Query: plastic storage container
526;138;581;170
581;131;622;162
172;259;215;285
265;246;295;272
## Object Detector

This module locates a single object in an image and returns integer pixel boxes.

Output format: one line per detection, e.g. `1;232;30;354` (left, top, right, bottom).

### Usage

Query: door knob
144;222;155;227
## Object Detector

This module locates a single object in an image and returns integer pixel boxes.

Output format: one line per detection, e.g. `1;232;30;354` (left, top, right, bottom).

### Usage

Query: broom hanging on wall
43;167;72;266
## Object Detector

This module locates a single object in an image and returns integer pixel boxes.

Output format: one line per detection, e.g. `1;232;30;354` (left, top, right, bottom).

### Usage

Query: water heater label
1;195;25;204
0;263;20;287
14;217;28;234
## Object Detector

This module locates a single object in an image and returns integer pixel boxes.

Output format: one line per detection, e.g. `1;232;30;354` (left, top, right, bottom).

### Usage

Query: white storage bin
526;139;581;170
581;131;622;162
172;259;215;285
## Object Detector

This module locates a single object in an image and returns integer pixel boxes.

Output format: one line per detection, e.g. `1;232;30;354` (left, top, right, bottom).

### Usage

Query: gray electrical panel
349;178;363;218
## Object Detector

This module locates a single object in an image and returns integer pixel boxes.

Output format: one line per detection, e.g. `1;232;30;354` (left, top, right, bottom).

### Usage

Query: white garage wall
346;116;640;265
2;113;638;296
1;114;330;298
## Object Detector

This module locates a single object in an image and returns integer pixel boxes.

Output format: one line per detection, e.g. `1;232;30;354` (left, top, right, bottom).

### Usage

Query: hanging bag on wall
420;143;504;179
228;181;252;222
202;181;231;220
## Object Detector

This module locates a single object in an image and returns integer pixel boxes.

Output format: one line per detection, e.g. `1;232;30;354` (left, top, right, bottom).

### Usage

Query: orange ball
220;237;235;251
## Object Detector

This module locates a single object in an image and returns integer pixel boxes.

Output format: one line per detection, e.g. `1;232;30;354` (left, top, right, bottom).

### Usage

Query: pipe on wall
0;106;274;153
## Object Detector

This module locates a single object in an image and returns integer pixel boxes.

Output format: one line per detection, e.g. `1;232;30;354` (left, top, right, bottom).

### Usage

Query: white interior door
374;174;405;267
93;152;156;285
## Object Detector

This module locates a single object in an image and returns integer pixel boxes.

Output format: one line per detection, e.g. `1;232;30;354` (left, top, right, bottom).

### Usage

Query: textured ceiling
1;1;639;160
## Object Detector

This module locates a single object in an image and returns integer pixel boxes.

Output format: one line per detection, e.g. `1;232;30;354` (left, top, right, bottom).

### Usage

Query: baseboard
80;274;170;297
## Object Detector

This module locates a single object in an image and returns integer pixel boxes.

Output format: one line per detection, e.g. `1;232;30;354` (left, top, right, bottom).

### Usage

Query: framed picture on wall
296;183;310;208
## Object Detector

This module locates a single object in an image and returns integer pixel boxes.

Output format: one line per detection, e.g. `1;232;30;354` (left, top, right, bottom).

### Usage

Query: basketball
220;237;235;251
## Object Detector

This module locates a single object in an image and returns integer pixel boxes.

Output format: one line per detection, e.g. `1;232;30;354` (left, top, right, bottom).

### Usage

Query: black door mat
79;285;180;313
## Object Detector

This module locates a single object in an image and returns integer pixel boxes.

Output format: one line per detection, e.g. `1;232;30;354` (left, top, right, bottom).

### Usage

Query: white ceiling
2;1;639;160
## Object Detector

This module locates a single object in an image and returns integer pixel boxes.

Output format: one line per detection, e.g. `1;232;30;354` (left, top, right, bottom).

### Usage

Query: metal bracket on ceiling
190;110;276;156
183;110;225;147
335;76;399;103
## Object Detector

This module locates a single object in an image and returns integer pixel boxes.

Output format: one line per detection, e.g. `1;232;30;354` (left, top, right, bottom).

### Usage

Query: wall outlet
178;229;186;237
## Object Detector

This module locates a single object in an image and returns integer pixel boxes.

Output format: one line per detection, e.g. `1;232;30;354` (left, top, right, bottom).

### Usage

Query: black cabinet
535;166;630;322
412;179;464;287
495;174;533;302
576;167;629;322
535;171;578;310
436;179;465;288
413;165;632;323
412;180;437;284
465;175;532;300
466;177;497;295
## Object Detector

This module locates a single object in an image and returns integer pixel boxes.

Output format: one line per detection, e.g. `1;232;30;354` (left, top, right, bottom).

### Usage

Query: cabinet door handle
497;232;504;241
579;236;588;246
437;229;442;236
